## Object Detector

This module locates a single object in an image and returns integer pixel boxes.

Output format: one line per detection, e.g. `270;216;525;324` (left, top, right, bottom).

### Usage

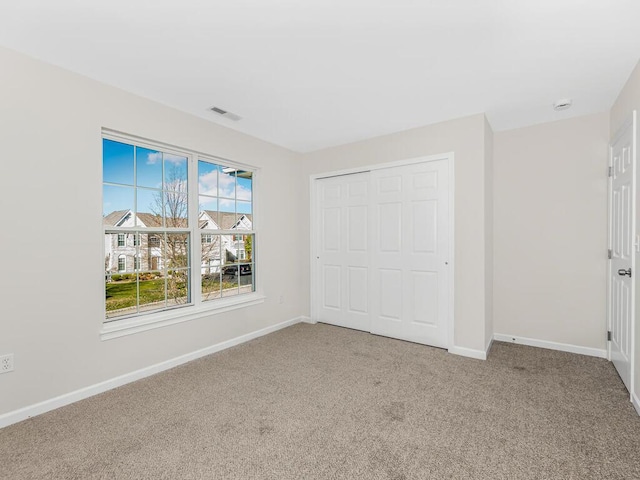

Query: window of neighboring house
118;255;126;272
103;132;257;327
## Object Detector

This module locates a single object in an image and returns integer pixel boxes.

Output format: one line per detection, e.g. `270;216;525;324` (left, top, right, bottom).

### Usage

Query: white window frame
101;130;264;341
117;255;126;272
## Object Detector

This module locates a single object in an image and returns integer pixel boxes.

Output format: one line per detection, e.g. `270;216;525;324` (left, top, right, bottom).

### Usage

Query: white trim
448;345;487;361
308;152;454;181
101;293;266;340
300;316;315;324
309;152;455;350
447;154;456;354
632;392;640;416
485;335;494;358
607;141;613;362
632;109;637;398
0;316;305;429
493;333;607;359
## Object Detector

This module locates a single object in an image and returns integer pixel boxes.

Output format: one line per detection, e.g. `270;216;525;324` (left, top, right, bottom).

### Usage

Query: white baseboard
0;316;306;430
493;333;607;359
300;316;315;324
448;345;487;361
485;336;494;357
632;392;640;416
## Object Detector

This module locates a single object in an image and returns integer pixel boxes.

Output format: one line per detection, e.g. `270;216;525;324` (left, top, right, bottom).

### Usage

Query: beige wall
484;116;494;349
301;114;493;353
493;112;610;349
610;59;640;405
0;46;307;416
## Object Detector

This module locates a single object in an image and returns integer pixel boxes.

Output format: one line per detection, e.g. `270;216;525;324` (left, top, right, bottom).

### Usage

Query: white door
609;113;636;392
370;160;450;348
314;158;450;349
316;172;371;332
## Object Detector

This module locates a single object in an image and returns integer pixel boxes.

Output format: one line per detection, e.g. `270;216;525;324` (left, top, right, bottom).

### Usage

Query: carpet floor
1;323;640;479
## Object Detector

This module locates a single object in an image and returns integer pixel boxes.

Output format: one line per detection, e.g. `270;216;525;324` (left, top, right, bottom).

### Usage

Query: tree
151;165;190;304
244;235;252;261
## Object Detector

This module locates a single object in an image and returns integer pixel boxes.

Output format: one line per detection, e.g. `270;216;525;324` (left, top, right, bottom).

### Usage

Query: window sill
100;293;266;341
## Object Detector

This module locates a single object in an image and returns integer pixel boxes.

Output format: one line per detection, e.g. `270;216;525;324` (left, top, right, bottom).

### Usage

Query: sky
103;139;253;221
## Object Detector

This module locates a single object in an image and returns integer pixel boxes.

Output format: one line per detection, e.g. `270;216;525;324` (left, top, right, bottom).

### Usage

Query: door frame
309;152;455;350
607;110;637;398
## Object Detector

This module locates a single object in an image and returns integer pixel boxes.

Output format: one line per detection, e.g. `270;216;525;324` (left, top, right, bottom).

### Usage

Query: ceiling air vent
210;106;242;121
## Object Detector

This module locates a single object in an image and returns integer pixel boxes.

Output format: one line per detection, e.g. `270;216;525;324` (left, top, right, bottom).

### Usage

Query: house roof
203;211;252;230
105;210;250;229
136;212;164;228
103;210;129;226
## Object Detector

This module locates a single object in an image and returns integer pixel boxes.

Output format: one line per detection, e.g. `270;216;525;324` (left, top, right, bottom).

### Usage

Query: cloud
164;153;187;166
198;168;252;203
199;171;218;197
146;152;162;165
146;152;187;166
237;184;251;201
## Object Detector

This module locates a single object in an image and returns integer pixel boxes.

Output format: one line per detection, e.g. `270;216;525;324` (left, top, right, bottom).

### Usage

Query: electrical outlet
0;354;14;373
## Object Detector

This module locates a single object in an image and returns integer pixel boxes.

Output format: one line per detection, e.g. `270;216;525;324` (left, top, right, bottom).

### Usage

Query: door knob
618;268;632;277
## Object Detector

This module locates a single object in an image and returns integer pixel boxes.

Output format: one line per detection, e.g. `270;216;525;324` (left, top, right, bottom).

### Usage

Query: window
118;255;126;272
198;162;254;303
103;133;256;324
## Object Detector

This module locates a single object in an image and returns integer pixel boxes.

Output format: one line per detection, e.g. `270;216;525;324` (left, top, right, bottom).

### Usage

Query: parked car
222;264;252;276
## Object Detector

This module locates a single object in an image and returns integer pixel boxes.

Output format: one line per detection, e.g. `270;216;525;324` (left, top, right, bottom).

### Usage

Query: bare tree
149;165;190;304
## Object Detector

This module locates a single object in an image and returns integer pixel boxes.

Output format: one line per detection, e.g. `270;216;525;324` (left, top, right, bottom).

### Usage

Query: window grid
103;133;256;322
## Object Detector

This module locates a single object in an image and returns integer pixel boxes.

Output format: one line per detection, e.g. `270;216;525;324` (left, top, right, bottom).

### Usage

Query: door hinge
608;249;612;259
607;331;612;341
608;166;613;177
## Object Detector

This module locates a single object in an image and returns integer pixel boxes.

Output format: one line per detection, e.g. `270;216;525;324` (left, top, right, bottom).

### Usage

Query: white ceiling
1;0;639;152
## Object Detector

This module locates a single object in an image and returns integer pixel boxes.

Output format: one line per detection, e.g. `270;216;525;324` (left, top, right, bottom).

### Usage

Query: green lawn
106;277;238;311
106;279;167;311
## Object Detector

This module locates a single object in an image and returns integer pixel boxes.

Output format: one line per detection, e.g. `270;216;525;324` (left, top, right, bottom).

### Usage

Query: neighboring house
104;209;252;275
199;210;253;264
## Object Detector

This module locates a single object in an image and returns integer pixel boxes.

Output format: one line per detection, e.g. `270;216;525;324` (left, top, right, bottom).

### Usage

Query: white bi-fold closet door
315;158;450;349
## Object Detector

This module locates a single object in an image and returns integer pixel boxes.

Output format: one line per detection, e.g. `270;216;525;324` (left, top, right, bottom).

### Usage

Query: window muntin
103;135;256;322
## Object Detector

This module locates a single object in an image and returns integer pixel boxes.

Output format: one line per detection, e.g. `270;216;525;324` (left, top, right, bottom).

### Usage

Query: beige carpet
2;323;640;479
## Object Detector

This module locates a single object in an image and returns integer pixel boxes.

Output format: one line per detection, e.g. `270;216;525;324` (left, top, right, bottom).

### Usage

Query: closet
313;156;451;348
